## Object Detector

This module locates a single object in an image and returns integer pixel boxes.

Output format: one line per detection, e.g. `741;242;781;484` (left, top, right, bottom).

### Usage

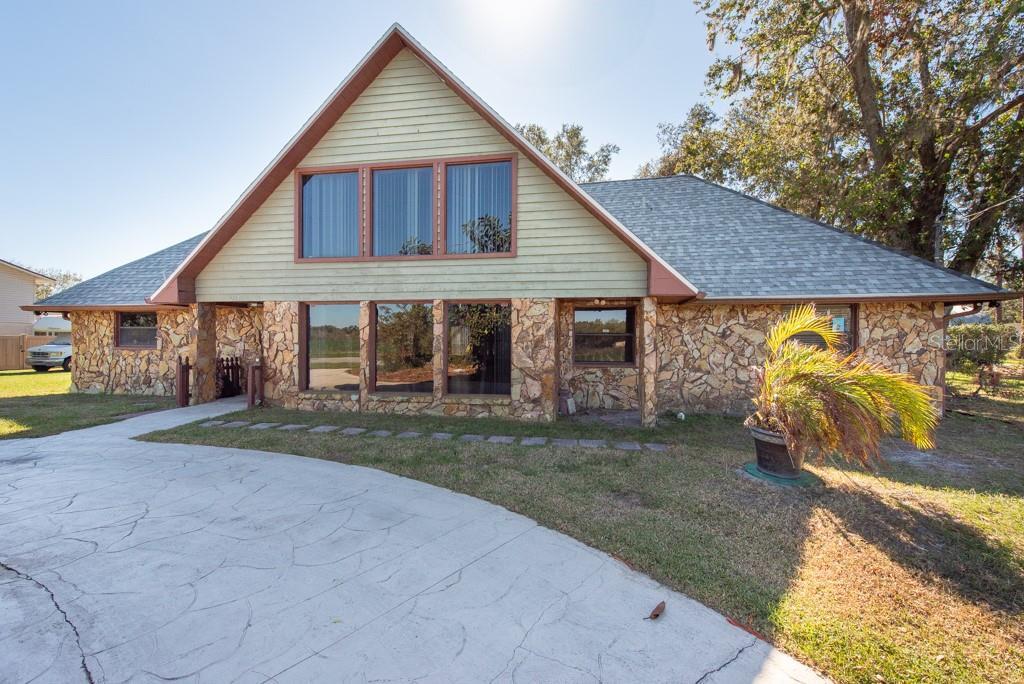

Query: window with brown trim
444;161;513;255
783;304;858;351
373;303;434;393
116;312;157;348
447;303;511;395
300;171;360;258
294;155;516;263
372;167;434;256
306;304;360;391
573;307;636;365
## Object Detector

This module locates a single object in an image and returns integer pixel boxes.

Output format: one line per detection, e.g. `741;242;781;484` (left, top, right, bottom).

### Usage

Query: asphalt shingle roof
36;175;1006;308
34;232;207;307
580;175;1005;300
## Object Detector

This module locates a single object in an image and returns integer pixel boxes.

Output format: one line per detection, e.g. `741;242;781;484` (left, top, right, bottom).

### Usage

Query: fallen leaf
645;601;666;620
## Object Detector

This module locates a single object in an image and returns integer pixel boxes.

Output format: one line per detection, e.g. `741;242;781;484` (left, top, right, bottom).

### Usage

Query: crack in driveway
1;560;95;684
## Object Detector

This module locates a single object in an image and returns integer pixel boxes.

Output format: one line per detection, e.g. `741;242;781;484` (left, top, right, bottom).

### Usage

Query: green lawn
141;388;1024;683
0;369;175;439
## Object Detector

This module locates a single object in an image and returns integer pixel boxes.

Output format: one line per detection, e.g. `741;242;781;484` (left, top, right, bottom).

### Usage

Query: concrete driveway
0;400;824;683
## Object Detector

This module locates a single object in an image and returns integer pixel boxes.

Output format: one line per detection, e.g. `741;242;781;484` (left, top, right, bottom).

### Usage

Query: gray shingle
580;176;1004;299
33;232;207;307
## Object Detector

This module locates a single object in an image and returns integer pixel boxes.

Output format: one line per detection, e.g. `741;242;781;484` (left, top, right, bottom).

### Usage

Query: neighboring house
1;259;54;335
25;25;1017;425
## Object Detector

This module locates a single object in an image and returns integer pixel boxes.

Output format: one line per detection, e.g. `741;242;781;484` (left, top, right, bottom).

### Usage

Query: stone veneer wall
654;301;947;415
556;300;642;410
858;301;945;400
263;299;558;421
655;303;779;415
69;309;197;395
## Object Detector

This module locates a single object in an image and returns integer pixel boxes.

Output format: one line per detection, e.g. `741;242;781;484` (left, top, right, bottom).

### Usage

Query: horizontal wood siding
0;266;38;335
194;49;646;301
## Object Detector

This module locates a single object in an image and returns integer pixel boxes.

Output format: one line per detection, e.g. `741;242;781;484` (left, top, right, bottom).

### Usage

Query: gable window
373;303;433;393
445;161;513;254
116;312;157;349
573;307;636;365
306;304;360;391
300;171;360;258
447;303;511;395
784;304;857;351
372;167;434;256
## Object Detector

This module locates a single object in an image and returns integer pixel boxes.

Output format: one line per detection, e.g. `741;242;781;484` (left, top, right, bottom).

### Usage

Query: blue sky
0;1;723;279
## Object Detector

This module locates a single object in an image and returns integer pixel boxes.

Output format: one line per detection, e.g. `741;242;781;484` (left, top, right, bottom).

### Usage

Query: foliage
515;122;620;182
460;214;512;253
946;323;1020;368
746;305;937;466
375;304;432;373
397;237;432;256
641;0;1024;277
13;266;83;301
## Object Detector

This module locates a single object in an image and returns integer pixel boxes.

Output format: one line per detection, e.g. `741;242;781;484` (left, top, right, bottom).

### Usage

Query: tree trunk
842;0;890;171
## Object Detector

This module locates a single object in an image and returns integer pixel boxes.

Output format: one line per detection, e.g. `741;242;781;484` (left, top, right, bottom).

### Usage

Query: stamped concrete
0;399;824;683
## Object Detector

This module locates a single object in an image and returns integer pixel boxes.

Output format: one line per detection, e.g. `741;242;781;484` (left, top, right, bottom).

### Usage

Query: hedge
945;323;1020;368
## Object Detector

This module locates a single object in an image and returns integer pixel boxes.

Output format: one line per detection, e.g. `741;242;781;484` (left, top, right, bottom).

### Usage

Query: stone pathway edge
196;420;671;451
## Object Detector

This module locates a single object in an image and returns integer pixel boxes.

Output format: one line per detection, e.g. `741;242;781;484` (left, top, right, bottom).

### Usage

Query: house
1;259;54;336
25;24;1016;426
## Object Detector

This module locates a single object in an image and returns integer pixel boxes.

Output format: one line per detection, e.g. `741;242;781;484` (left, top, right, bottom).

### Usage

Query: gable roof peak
148;23;699;304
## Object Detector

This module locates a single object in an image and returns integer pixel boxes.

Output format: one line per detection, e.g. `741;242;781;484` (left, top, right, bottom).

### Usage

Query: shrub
945;323;1020;369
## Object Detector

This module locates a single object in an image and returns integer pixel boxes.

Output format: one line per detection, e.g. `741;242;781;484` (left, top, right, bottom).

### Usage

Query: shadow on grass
811;475;1024;615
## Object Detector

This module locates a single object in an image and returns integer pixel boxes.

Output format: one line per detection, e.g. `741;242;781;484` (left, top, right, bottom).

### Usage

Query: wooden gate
0;335;53;370
216;356;243;398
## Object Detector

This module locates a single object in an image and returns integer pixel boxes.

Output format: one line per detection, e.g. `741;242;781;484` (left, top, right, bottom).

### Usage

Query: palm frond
748;307;937;467
765;304;842;356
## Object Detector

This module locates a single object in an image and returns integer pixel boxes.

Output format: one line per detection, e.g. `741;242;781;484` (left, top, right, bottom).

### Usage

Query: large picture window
373;303;434;393
300;171;360;258
372;167;434;256
307;304;360;391
445;161;512;254
116;312;158;349
573;307;636;365
447;303;511;395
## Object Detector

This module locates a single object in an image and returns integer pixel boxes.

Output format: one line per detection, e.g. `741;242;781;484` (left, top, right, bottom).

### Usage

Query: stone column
511;298;558;422
358;301;372;408
432;300;445;401
191;303;218;404
261;301;299;406
640;296;658;427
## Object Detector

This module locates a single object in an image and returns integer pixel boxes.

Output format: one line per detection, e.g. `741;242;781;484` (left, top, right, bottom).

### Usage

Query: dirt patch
885;447;976;474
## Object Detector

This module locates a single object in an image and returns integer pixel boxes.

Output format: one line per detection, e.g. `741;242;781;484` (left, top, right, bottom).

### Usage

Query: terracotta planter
749;427;804;479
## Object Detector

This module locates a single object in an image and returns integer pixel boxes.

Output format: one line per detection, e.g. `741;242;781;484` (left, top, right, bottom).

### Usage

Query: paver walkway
0;399;825;683
198;419;675;452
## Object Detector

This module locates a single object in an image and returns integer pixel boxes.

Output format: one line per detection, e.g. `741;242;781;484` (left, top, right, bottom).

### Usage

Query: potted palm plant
745;305;937;478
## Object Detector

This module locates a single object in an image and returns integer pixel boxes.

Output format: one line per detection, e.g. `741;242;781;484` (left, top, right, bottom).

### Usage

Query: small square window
117;312;157;348
573;307;636;365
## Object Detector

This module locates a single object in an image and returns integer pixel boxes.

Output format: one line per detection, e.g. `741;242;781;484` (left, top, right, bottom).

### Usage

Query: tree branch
943;93;1024;155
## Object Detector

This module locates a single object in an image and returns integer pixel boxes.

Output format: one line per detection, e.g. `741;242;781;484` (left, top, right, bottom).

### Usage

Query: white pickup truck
27;337;72;372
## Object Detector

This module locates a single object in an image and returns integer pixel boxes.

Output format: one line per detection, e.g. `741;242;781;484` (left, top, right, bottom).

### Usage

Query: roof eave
693;292;1019;305
20;303;188;313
